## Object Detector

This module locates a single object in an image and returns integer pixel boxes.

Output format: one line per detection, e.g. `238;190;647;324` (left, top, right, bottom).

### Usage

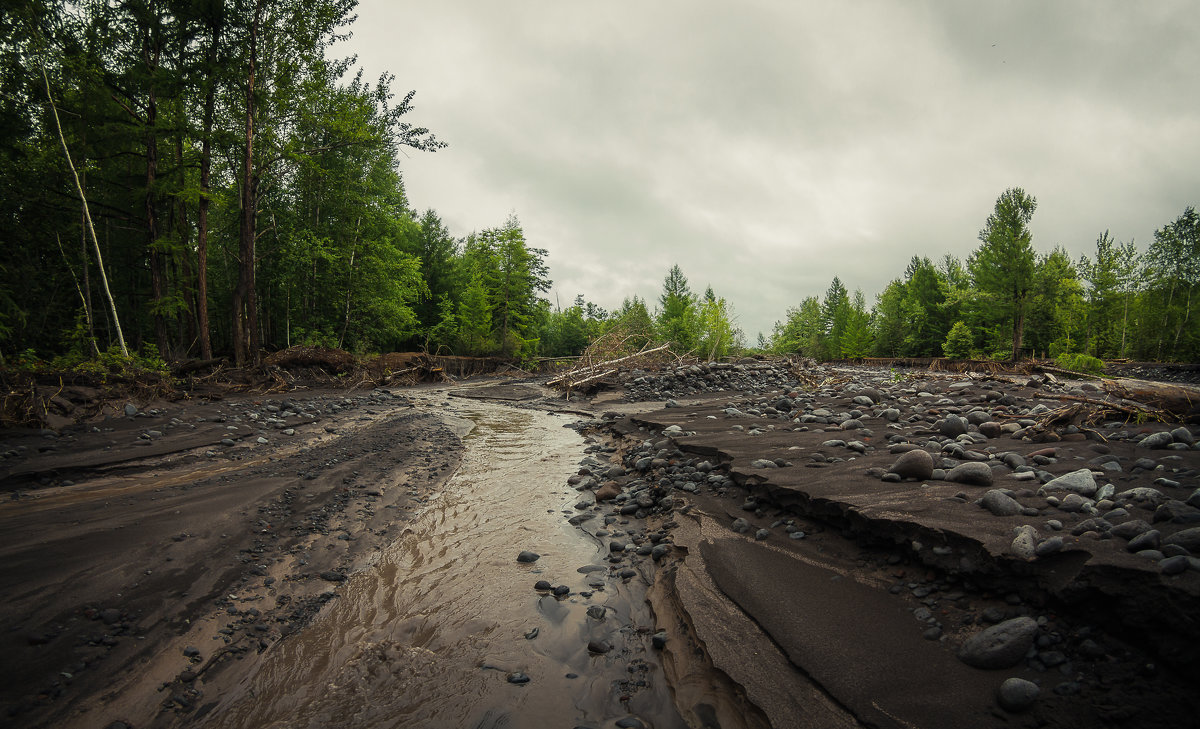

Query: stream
202;392;685;729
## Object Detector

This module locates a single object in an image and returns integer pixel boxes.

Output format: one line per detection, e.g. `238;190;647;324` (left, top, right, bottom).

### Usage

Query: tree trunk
233;1;262;366
146;83;169;358
43;66;129;357
1011;299;1025;361
196;38;216;360
338;217;362;349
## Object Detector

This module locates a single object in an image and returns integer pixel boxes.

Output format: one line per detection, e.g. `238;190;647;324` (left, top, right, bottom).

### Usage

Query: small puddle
204;394;683;728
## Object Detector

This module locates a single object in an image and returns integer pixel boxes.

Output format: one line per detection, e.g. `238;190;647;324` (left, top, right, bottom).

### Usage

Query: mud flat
0;386;463;728
568;361;1200;729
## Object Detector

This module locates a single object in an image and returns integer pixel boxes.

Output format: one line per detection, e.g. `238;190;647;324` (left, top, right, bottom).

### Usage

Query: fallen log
1100;378;1200;421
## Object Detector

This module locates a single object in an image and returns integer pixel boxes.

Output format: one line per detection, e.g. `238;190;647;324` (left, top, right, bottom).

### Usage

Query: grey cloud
346;1;1200;340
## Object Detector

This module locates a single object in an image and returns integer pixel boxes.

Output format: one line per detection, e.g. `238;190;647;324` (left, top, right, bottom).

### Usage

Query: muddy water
204;395;684;729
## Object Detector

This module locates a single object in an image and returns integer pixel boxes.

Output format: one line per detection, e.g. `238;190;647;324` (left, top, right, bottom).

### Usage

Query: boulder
957;617;1039;669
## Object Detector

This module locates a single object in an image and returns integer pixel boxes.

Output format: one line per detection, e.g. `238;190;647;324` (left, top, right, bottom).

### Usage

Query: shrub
1055;352;1104;375
942;321;974;359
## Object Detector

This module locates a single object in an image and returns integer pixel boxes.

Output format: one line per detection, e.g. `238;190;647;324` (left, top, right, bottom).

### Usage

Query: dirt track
0;386;464;728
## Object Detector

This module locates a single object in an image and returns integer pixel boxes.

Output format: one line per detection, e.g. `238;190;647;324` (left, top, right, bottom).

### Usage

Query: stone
1058;493;1089;513
595;481;622;501
1113;487;1167;510
1011;525;1038;560
958;617;1039;669
1163;527;1200;554
1034;536;1063;557
1187;488;1200;510
946;462;993;487
1127;530;1160;552
1110;519;1153;540
889;449;934;480
731;518;751;534
1137;431;1174;449
516;551;541;563
587;640;611;654
1172;427;1196;445
939;416;969;437
1039;469;1097;497
979;422;1002;439
1154;500;1200;524
507;672;531;684
124;403;138;417
1160;555;1190;575
980;490;1023;517
997;677;1040;712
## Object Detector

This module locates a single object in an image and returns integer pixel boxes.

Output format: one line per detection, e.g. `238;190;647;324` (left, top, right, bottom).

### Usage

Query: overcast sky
337;1;1199;341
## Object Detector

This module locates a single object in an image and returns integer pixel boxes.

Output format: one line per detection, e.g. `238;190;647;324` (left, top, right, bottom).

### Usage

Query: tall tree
1142;206;1200;360
657;264;698;351
697;286;739;359
969;187;1038;360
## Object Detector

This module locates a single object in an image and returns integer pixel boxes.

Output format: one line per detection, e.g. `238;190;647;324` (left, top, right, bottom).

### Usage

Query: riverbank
3;361;1198;729
566;360;1200;729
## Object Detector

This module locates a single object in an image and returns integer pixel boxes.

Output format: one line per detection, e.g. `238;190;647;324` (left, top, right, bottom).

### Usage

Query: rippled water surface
205;394;676;729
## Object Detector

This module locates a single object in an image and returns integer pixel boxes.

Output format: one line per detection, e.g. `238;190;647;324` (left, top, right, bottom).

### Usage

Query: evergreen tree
969;187;1038;360
657;264;699;351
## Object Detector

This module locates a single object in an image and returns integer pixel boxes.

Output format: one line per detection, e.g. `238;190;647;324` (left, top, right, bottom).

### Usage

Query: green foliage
942;321;974;359
657;264;699;352
1055;352;1104;375
969;188;1038;360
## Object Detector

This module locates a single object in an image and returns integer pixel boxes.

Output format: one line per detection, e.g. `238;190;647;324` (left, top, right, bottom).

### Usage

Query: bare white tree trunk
43;66;129;357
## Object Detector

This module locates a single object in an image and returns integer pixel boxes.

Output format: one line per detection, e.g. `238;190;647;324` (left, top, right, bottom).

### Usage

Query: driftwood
1100;378;1200;420
1031;378;1200;436
548;342;673;399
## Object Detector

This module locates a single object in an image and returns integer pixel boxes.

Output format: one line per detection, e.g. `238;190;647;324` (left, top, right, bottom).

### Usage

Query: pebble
516;551;541;563
506;672;530;684
997;677;1040;712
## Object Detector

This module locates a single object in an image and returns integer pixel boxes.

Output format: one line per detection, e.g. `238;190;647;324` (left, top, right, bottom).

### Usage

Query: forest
1;2;1197;372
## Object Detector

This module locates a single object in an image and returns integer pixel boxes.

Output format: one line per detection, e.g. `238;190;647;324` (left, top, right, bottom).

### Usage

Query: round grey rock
958;617;1039;669
889;449;934;480
1163;527;1200;553
516;551;541;563
1039;469;1097;497
1138;431;1174;449
947;462;993;487
980;490;1023;517
997;677;1040;712
939;416;969;437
